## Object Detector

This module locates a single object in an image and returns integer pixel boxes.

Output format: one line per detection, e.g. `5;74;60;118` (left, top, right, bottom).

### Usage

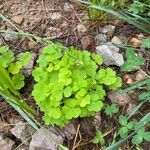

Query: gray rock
96;43;124;66
10;121;35;145
2;29;18;41
108;90;131;106
29;128;64;150
111;36;123;45
23;52;37;76
63;123;76;140
101;25;115;37
95;34;107;46
0;136;14;150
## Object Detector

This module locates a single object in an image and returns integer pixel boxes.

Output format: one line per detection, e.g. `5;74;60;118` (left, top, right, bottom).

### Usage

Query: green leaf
126;122;135;129
91;53;103;65
143;132;150;141
121;48;145;72
141;38;150;48
119;127;128;138
12;73;25;90
104;104;119;117
132;134;143;145
8;61;22;74
93;130;105;145
64;86;72;98
119;115;128;126
18;52;31;66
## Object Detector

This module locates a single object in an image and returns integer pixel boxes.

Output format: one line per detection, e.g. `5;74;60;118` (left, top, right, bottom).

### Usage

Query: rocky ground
0;0;150;150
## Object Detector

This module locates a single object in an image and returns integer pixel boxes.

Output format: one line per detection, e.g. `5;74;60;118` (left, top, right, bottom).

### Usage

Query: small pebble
11;15;24;25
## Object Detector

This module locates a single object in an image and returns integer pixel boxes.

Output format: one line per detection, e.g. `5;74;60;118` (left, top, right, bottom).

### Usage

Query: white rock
101;25;115;37
111;36;123;45
3;29;18;41
96;43;124;66
95;34;107;46
29;128;64;150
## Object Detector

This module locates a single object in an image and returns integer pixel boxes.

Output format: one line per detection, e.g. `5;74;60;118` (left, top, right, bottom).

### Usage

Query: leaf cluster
32;43;122;126
104;104;119;117
0;46;31;90
118;115;150;145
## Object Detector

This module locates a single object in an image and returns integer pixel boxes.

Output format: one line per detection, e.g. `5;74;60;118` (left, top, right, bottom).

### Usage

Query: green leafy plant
132;127;150;145
121;48;145;72
118;115;135;138
32;43;122;126
0;46;31;90
104;104;119;117
93;130;105;145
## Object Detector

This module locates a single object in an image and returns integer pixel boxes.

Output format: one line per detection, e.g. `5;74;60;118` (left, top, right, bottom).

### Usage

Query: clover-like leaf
91;53;103;65
121;48;145;72
8;61;22;74
12;73;25;90
18;52;31;66
132;134;143;145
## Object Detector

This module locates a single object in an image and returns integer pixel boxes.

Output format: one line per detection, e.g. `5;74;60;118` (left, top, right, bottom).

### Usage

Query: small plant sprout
132;127;150;145
93;130;105;145
104;104;119;117
118;115;135;138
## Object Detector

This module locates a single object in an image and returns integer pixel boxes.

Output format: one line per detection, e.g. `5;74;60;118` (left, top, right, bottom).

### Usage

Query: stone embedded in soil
10;121;35;145
29;127;64;150
96;43;124;66
111;36;123;45
0;136;14;150
101;25;115;37
81;35;93;49
93;112;101;130
95;34;107;46
2;28;18;42
11;15;24;25
23;52;37;76
49;12;62;21
45;27;62;38
129;37;140;48
77;24;87;34
28;41;37;49
63;123;76;140
0;24;6;30
108;90;131;106
64;2;73;12
135;70;147;82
